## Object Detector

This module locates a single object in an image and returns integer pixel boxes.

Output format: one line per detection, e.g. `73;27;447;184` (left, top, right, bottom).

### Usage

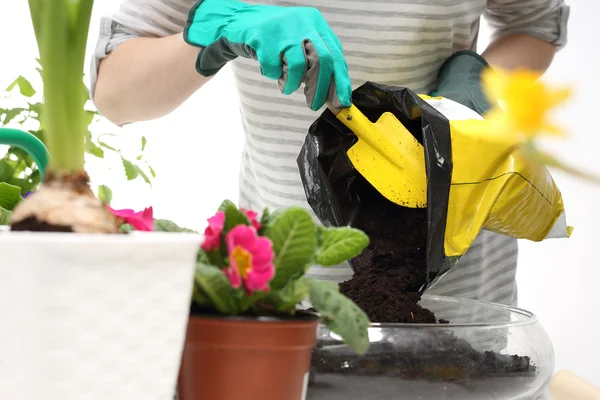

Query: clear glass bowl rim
352;294;538;330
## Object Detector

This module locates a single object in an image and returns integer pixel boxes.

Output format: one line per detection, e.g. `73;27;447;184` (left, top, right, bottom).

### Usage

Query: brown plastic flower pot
177;312;319;400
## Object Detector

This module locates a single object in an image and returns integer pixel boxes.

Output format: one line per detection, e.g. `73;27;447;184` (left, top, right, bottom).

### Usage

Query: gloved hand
430;50;494;116
184;0;352;111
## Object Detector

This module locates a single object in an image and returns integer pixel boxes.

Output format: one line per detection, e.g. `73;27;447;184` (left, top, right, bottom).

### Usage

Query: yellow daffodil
480;68;600;183
481;67;572;141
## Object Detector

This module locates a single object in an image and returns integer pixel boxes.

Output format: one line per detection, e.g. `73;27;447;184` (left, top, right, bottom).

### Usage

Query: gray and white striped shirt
90;0;570;307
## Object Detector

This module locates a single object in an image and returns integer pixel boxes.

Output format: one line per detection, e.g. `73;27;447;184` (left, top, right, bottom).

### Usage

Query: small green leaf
309;279;370;355
262;277;311;313
2;108;26;124
192;285;213;306
99;141;118;152
86;141;104;158
258;207;271;235
98;185;112;205
135;166;152;186
141;136;147;151
148;166;156;178
6;76;36;97
195;263;247;314
223;203;251;234
122;157;139;180
0;182;24;211
120;224;134;233
218;199;237;212
265;207;317;289
154;219;197;233
315;227;370;266
0;205;11;225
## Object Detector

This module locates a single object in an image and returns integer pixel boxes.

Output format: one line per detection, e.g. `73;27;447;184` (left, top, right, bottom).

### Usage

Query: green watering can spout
0;127;50;180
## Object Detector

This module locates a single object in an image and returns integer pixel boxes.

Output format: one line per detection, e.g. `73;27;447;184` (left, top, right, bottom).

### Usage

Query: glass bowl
308;294;554;400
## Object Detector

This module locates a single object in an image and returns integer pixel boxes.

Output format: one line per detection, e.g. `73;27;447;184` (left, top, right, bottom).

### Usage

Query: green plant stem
32;0;94;174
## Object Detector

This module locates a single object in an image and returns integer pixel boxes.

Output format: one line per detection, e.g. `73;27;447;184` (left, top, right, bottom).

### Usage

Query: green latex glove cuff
184;0;352;111
430;50;493;116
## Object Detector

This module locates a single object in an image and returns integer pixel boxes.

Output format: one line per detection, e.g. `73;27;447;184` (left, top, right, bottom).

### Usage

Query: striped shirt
90;0;570;307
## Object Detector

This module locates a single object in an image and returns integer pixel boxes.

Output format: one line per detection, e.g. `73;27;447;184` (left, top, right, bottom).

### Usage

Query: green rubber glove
184;0;352;111
430;50;494;116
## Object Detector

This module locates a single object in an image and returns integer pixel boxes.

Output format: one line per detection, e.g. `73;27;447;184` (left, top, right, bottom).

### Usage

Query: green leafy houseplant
8;0;122;232
0;73;155;202
192;200;372;354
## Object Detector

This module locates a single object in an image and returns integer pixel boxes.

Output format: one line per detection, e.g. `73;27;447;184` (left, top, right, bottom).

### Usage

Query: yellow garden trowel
327;103;427;208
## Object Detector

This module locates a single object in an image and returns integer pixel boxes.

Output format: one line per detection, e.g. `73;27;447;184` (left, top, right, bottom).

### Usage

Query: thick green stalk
30;0;94;175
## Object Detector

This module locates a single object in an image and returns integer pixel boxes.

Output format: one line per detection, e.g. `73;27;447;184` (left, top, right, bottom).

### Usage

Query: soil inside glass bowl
312;184;536;385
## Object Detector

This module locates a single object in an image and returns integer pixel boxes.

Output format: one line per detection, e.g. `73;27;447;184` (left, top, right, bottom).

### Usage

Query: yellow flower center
231;246;253;279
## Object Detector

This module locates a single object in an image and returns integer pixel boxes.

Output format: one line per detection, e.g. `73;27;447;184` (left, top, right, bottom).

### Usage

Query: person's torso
231;0;487;212
110;0;518;306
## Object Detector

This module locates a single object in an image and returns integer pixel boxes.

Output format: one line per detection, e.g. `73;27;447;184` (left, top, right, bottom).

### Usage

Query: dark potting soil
10;216;73;232
311;184;535;385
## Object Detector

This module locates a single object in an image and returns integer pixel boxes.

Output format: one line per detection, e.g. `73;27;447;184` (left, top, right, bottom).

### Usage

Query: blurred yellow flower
481;68;572;141
480;68;600;183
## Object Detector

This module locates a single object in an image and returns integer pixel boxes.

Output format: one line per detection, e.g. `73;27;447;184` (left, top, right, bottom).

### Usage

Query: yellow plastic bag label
422;95;572;257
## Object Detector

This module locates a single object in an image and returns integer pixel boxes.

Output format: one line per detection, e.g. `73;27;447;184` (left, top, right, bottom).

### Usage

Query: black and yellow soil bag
297;82;571;287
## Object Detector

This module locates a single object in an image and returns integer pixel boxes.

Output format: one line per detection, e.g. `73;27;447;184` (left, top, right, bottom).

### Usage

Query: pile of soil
310;184;536;386
338;184;440;324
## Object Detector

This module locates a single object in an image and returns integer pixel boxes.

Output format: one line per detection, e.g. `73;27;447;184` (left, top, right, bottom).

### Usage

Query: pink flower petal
108;206;154;231
251;237;275;267
226;225;258;252
246;268;274;293
223;266;242;289
241;208;262;231
224;225;274;296
201;211;225;251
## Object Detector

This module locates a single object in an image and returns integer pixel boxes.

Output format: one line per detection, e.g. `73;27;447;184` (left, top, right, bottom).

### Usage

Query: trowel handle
550;370;600;400
325;102;373;143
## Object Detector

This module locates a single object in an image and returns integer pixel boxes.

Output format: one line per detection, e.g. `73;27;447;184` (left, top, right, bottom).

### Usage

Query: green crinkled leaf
0;205;11;225
154;219;197;233
265;207;317;290
0;182;24;211
122;157;138;180
309;279;370;355
6;76;36;97
316;227;370;266
195;262;247;315
98;184;112;205
263;277;311;314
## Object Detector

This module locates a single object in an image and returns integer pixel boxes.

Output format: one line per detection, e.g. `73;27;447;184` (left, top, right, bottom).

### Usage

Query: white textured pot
0;227;202;400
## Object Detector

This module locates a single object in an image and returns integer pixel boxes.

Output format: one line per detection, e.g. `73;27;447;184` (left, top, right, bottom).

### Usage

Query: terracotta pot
177;312;319;400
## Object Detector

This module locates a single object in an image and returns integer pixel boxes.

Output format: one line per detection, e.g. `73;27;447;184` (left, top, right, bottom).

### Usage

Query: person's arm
94;32;210;126
482;33;557;73
481;0;570;73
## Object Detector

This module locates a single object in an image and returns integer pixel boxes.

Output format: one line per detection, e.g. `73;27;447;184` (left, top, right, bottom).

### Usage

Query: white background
1;0;598;386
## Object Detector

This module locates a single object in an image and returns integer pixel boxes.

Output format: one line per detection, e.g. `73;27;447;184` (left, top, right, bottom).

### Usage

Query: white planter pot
0;228;202;400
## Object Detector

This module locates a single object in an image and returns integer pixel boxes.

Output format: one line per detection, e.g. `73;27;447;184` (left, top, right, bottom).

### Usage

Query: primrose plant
194;200;371;354
9;0;122;233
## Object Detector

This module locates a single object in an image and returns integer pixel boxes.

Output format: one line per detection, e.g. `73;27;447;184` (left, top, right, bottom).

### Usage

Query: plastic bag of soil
297;82;571;289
